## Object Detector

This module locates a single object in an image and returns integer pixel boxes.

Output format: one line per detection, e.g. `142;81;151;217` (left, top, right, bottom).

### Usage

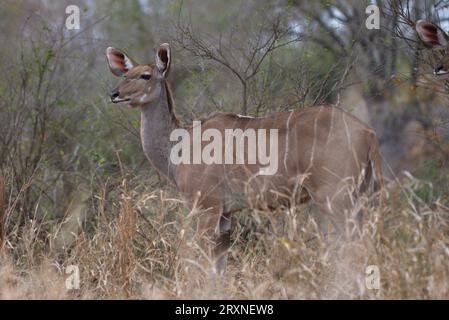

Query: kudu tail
359;134;384;203
371;139;384;195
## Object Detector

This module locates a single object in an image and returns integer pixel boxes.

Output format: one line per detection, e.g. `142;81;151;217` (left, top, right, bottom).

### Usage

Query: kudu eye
140;74;151;80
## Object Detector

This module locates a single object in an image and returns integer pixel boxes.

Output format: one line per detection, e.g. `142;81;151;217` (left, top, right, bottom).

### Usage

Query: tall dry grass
0;171;448;299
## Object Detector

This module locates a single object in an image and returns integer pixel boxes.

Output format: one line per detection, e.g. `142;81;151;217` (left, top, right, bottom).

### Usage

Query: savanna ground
1;0;449;299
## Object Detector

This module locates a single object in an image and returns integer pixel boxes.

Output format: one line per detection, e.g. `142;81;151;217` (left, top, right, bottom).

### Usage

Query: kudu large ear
416;20;449;48
106;47;138;77
155;43;171;77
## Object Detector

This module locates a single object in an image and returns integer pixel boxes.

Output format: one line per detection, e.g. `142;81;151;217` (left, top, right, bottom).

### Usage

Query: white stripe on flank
342;113;351;147
326;107;335;145
305;107;323;172
284;111;294;174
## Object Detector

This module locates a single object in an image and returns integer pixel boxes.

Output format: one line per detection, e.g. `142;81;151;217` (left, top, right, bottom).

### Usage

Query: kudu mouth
111;97;130;103
110;91;130;103
433;69;449;76
433;64;449;76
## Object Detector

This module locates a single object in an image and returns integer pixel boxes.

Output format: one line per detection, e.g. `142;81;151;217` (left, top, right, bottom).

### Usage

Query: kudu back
106;43;384;277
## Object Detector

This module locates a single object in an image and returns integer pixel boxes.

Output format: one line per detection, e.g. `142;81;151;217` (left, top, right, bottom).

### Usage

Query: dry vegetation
1;169;448;299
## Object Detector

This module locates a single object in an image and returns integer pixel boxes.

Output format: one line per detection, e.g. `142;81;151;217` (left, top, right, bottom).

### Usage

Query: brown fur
107;44;384;276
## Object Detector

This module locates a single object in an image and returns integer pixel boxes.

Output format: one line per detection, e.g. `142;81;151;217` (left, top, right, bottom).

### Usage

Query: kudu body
106;44;383;276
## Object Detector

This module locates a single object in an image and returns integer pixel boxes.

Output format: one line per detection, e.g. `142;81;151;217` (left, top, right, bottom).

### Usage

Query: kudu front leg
197;209;231;279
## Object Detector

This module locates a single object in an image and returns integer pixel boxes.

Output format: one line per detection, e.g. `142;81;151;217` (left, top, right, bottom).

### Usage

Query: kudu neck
140;81;180;184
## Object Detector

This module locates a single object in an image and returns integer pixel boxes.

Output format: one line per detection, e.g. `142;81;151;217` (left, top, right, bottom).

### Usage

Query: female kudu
106;43;383;277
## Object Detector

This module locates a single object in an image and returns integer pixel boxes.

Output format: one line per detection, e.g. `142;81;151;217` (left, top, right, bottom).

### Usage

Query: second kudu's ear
155;43;171;77
416;20;449;48
106;47;138;77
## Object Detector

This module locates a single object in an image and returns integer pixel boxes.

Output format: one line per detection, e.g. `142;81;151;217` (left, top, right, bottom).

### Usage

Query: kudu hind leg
313;185;356;238
213;212;231;277
197;209;231;278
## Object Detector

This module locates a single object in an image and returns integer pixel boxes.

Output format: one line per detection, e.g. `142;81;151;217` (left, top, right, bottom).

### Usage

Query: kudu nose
110;89;120;101
434;64;445;74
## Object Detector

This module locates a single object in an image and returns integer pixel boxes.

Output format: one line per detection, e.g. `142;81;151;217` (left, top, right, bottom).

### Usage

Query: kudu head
106;43;171;107
416;20;449;76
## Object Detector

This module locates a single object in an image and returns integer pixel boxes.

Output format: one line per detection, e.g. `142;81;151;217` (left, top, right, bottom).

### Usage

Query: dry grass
0;172;448;299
